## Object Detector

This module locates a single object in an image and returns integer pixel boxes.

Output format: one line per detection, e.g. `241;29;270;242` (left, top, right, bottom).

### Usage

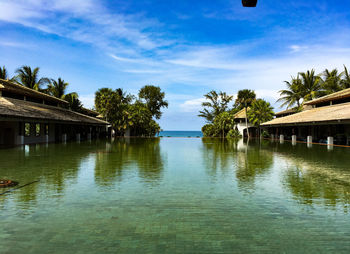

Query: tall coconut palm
341;65;350;89
277;75;303;109
299;69;322;101
235;89;256;138
47;78;69;99
199;90;233;122
320;68;343;95
247;99;274;137
15;66;50;91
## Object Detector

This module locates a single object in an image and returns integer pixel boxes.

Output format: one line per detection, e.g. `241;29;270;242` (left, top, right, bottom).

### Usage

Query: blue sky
1;0;350;130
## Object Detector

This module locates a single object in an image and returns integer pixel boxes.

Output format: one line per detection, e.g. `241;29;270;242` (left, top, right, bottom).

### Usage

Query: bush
226;129;242;139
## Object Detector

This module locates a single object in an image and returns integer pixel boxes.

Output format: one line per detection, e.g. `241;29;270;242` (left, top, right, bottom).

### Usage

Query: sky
1;0;350;130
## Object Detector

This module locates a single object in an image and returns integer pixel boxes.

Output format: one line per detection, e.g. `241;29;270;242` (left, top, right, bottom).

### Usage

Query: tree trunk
245;107;249;138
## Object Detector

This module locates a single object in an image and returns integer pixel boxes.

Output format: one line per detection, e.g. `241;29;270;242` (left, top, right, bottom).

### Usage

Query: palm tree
15;66;50;91
277;75;303;109
247;99;274;137
64;93;82;112
47;78;69;99
320;68;343;95
235;89;256;138
341;65;350;89
0;66;10;80
199;90;233;123
299;69;322;101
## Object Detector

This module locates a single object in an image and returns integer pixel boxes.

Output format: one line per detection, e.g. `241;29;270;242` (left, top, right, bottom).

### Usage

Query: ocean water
157;130;202;137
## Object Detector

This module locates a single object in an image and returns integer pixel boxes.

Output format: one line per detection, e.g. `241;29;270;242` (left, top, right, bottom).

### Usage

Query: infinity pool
1;138;350;253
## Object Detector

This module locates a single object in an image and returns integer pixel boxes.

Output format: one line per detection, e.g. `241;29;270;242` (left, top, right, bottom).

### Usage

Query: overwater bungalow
0;79;108;146
262;88;350;145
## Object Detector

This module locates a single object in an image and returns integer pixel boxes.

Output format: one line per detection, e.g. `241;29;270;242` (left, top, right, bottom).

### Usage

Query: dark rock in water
0;180;19;188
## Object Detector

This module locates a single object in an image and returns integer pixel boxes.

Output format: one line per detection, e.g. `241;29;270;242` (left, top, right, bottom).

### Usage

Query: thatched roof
305;88;350;106
275;108;297;116
0;79;68;105
262;102;350;126
81;107;99;117
234;108;248;119
0;97;108;125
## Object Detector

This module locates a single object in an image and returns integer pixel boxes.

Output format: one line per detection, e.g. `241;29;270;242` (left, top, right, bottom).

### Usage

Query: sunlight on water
1;138;350;253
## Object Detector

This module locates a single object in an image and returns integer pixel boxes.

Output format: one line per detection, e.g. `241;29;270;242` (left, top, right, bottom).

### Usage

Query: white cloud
179;98;206;112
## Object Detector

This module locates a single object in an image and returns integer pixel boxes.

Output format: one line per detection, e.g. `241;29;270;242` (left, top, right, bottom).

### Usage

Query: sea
157;130;203;138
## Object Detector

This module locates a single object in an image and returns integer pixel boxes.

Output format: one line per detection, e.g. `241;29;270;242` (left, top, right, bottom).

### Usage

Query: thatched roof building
0;79;108;146
0;97;108;125
304;88;350;106
262;102;350;127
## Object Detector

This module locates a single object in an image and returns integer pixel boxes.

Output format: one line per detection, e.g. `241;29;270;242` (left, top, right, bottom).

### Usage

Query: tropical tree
235;89;256;138
320;68;343;95
0;66;9;80
199;90;233;122
341;65;350;89
64;93;82;112
213;111;235;138
15;66;50;91
277;75;303;108
247;99;274;136
94;88;115;120
47;78;69;99
138;85;168;119
298;69;322;101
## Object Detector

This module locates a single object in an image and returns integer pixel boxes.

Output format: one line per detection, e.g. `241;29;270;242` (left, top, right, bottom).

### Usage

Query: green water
1;138;350;253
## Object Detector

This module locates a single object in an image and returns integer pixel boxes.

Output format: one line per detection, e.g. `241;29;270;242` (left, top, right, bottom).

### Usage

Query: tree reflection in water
235;139;273;192
201;138;273;192
94;138;164;186
275;144;350;211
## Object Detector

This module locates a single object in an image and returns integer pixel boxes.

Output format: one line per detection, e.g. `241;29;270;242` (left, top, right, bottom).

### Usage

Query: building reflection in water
274;143;350;210
201;138;350;210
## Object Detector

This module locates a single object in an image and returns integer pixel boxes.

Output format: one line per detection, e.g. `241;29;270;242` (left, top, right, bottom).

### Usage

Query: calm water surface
1;138;350;253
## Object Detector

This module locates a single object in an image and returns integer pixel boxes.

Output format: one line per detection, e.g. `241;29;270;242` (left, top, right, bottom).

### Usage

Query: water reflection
201;139;273;191
0;142;97;207
94;138;164;186
235;140;273;191
273;143;350;210
201;138;350;209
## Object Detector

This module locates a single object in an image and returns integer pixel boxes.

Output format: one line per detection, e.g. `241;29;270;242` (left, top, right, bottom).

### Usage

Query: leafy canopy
199;90;233;123
138;85;168;119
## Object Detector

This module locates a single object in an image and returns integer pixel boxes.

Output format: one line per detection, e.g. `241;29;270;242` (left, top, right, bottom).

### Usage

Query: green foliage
235;89;256;109
202;124;217;137
213;111;235;138
0;66;9;80
47;78;69;99
341;65;350;89
15;66;50;91
138;85;168;119
320;69;343;95
247;99;274;127
298;69;322;101
227;129;242;139
64;93;83;112
235;89;256;138
277;75;303;109
199;90;233;123
95;87;164;137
